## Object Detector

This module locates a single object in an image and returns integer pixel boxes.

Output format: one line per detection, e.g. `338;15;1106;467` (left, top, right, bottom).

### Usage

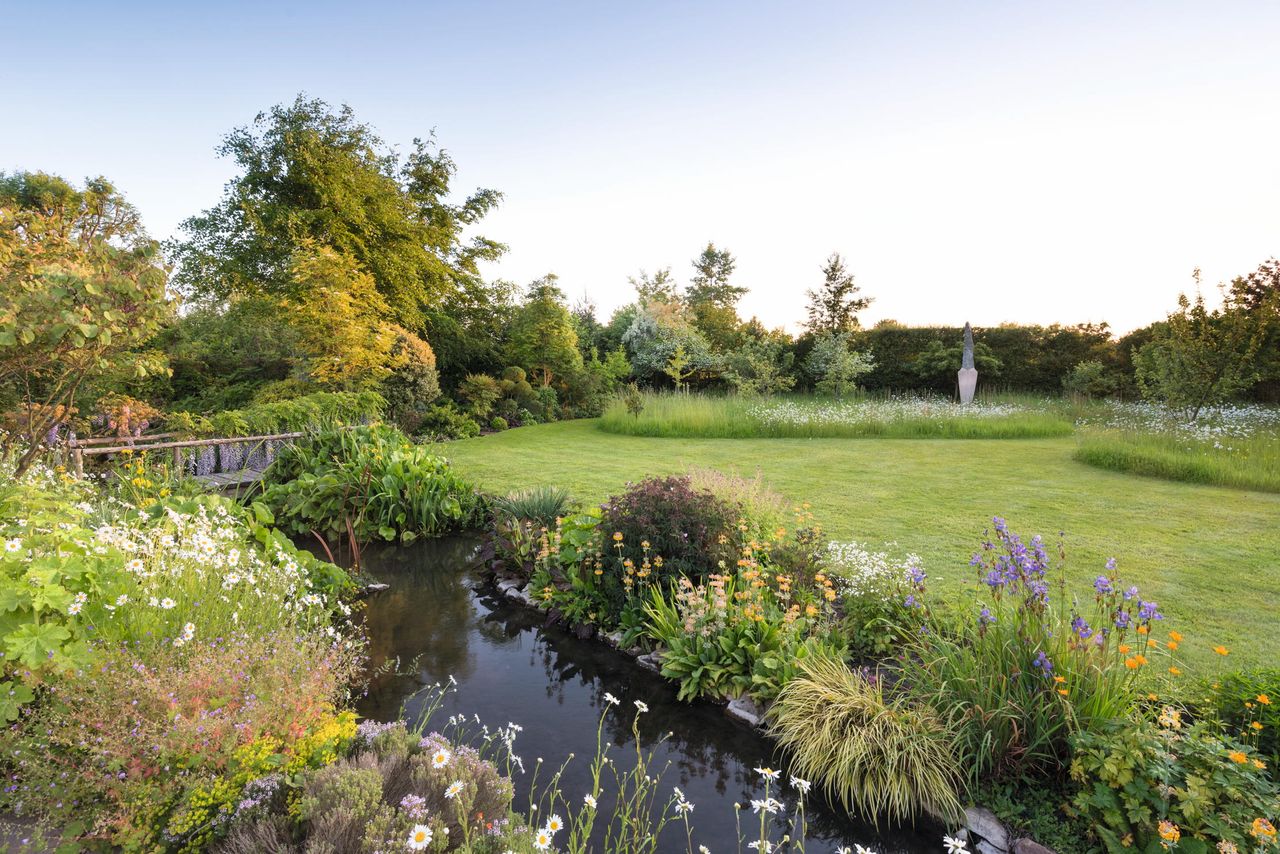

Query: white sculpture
958;322;978;405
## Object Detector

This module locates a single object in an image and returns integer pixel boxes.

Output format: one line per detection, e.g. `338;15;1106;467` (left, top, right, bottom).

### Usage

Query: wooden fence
68;431;305;480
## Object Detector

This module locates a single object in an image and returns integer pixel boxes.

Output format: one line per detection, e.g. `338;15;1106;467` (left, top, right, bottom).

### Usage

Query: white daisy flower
406;824;433;849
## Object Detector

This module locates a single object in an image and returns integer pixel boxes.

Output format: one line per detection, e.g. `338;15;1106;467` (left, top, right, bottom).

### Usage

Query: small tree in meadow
724;338;796;397
1133;271;1270;420
805;332;875;398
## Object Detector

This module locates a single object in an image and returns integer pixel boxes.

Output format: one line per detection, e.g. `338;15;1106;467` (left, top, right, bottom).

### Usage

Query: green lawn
436;420;1280;673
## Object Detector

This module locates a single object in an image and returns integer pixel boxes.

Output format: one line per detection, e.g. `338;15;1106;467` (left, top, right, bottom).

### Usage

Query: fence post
72;447;84;478
173;446;183;476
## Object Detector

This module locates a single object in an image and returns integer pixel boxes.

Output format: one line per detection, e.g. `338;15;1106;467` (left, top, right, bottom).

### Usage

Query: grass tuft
767;651;964;825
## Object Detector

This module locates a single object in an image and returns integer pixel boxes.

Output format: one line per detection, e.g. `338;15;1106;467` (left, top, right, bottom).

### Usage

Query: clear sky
3;1;1278;333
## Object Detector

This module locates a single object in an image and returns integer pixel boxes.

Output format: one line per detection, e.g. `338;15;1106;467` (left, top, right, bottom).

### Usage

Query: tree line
2;94;1278;457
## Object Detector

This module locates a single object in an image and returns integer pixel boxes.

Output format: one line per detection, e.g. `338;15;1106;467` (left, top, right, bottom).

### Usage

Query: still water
355;537;941;853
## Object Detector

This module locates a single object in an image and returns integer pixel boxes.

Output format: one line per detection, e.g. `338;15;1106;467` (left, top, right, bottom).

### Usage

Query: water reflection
356;537;940;853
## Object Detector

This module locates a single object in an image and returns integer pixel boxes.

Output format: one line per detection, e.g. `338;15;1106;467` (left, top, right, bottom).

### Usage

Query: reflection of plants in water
358;538;486;712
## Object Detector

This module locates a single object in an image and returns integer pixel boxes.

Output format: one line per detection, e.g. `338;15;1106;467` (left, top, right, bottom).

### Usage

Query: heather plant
1070;715;1279;853
898;517;1176;785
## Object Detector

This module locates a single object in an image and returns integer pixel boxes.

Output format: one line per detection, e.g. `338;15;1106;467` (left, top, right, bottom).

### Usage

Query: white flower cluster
1077;401;1280;447
747;396;1032;427
823;540;923;602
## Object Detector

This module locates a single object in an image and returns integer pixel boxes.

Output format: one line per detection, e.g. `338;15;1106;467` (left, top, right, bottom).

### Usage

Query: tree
804;332;875;398
724;338;796;397
505;276;584;386
0;172;171;475
1062;360;1116;399
621;300;715;385
663;344;695;391
628;268;679;304
381;324;440;428
283;244;397;390
805;253;873;334
170;95;505;328
686;242;744;308
1133;271;1270;420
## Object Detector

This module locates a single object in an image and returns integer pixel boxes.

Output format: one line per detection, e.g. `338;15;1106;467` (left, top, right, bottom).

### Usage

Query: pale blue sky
3;1;1278;332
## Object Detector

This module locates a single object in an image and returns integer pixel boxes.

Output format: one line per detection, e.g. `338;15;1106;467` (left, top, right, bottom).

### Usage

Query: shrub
382;325;441;429
822;540;921;658
768;650;963;824
641;572;846;703
1062;359;1116;399
898;518;1168;785
261;425;480;545
489;416;508;432
459;373;501;418
0;631;361;851
1070;716;1279;853
685;468;789;541
166;390;384;438
598;475;738;609
415;400;480;440
491;485;572;528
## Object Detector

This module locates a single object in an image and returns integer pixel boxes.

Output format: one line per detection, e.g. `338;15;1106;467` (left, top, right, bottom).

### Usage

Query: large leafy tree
170;95;505;329
686;242;746;352
505;276;584;386
622;299;715;385
805;252;873;334
0;172;171;474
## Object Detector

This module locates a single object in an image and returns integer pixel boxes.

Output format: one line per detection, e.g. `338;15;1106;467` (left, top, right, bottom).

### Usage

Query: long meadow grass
600;391;1074;439
1072;402;1280;492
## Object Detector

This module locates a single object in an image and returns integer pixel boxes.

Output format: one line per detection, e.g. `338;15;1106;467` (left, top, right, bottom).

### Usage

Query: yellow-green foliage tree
284;245;397;391
0;172;171;474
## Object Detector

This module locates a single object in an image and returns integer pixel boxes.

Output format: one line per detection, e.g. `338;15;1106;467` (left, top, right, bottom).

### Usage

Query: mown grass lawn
437;420;1280;673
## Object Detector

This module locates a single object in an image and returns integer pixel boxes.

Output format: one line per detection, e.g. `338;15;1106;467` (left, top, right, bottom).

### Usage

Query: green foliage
0;171;171;474
621;301;716;385
911;337;1003;387
804;252;872;334
724;338;796;397
459;373;502;418
380;324;441;430
505;276;584;387
1062;359;1117;399
1134;276;1270;420
169;95;504;329
804;331;875;398
166;390;384;438
767;650;963;824
899;521;1161;787
491;485;572;528
415;400;481;440
261;424;480;544
1199;668;1280;763
1070;716;1279;853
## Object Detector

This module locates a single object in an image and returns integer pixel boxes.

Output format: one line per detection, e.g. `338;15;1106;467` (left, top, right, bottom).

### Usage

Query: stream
355;536;942;853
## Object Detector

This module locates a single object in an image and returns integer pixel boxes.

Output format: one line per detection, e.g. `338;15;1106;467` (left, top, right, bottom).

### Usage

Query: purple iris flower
907;565;926;586
978;608;995;626
1123;586;1139;601
1032;650;1053;676
1138;600;1162;621
1094;576;1113;595
1071;615;1092;639
1115;611;1131;630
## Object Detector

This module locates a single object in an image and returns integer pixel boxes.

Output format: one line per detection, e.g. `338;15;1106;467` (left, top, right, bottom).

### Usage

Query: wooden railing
68;431;305;477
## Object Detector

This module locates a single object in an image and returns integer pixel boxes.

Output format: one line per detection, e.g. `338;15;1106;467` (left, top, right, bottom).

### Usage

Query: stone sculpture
958;322;978;404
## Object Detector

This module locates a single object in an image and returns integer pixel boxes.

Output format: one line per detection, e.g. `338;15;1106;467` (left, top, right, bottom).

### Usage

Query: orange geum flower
1228;750;1248;764
1258;694;1271;705
1137;625;1149;635
1167;640;1179;651
1168;666;1181;676
1251;721;1264;731
1118;644;1132;654
1214;645;1230;656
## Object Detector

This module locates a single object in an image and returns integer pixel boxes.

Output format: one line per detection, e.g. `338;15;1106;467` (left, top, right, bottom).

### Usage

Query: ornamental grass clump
768;649;964;825
899;517;1176;785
